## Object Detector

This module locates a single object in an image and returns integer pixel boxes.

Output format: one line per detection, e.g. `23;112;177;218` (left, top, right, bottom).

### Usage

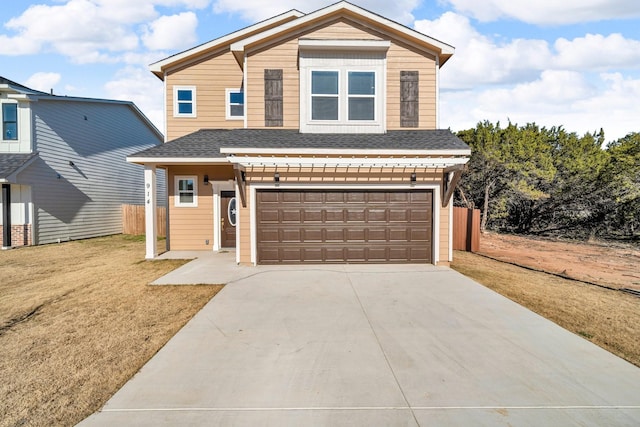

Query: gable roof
230;1;454;67
0;76;163;141
0;152;38;183
0;76;49;95
128;129;470;164
149;9;304;79
149;1;455;79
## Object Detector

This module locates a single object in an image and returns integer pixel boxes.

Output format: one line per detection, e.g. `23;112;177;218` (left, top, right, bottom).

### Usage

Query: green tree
600;132;640;238
457;121;556;233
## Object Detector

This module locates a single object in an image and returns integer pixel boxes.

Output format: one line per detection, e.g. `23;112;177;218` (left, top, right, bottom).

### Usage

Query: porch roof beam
226;156;469;169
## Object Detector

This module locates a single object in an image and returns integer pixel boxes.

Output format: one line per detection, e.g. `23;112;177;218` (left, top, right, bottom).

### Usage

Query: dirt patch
0;235;221;427
478;233;640;291
452;250;640;368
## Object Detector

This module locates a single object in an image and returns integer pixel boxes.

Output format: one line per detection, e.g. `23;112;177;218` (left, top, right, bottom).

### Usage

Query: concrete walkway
79;263;640;426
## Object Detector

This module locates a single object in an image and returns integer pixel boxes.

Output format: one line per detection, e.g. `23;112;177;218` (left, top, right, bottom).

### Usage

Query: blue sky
1;0;639;143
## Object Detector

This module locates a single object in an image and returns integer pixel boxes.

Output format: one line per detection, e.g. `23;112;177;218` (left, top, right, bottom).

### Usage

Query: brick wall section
0;224;32;247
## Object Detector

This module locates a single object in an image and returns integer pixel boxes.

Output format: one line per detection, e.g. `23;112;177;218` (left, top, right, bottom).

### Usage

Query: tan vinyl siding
439;202;451;265
246;40;299;129
167;165;234;251
387;41;437;130
238;183;251;264
304;18;383;40
244;19;438;132
166;49;244;141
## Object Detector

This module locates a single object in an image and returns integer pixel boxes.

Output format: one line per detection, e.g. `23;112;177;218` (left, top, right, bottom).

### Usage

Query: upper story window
175;176;197;207
299;42;387;133
2;103;18;140
311;71;339;120
347;71;375;120
226;88;244;120
308;69;378;124
173;86;196;117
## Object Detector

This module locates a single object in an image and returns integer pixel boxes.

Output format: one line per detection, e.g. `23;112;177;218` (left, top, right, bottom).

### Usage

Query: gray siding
17;99;164;244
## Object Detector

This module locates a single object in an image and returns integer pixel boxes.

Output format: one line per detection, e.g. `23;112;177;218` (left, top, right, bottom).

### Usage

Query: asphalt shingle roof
0;153;38;179
131;129;469;159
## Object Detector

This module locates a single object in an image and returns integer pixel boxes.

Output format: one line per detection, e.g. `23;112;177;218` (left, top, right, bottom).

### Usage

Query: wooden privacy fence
453;207;480;252
122;204;166;237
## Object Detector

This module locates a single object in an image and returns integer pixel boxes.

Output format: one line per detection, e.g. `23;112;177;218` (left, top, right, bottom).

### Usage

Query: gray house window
348;71;375;121
2;104;18;140
311;71;339;120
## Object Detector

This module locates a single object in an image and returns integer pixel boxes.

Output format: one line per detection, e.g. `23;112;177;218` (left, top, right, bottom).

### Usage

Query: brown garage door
257;190;432;264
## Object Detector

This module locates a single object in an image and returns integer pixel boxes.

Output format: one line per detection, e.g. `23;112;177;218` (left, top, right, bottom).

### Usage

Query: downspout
2;184;11;249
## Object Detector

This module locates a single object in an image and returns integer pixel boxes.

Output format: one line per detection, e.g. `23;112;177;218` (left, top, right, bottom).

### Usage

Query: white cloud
3;0;141;61
25;72;62;93
443;0;640;25
441;72;639;142
0;0;209;62
104;67;165;133
555;33;640;70
0;34;40;55
212;0;420;25
142;12;198;51
415;13;550;89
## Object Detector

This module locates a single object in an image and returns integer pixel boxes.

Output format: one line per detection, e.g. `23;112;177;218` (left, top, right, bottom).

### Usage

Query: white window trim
299;52;386;133
2;102;19;142
308;68;379;124
173;86;196;118
225;88;245;120
174;175;198;207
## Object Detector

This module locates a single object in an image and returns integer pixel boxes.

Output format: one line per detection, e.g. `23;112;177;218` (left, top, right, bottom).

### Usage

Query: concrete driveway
79;264;640;426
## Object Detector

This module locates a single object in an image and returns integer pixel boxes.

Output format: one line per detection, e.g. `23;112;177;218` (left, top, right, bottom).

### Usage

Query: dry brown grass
0;235;221;427
452;250;640;367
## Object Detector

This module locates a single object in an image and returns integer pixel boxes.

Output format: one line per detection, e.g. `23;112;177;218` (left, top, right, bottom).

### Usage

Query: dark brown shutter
400;71;419;128
264;69;283;127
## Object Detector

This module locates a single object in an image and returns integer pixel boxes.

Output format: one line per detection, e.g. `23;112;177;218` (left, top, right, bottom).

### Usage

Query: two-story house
0;76;164;248
129;1;470;265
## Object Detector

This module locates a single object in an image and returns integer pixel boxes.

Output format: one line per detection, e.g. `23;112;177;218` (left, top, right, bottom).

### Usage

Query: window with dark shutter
264;69;283;127
400;71;419;128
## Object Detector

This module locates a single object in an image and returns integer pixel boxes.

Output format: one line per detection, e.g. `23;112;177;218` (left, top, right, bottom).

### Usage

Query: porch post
2;184;11;249
144;165;157;259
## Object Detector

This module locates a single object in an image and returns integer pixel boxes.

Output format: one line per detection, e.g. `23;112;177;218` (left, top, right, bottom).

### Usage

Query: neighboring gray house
0;76;164;248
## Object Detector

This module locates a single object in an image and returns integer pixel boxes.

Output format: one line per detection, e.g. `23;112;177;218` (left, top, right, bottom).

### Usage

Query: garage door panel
303;210;323;222
258;229;279;242
325;210;345;222
302;229;323;241
325;228;345;241
368;228;388;241
346;209;365;221
257;190;432;264
281;210;302;222
281;229;302;242
259;210;280;222
282;192;302;203
389;209;409;222
303;192;324;203
346;229;366;241
367;209;387;222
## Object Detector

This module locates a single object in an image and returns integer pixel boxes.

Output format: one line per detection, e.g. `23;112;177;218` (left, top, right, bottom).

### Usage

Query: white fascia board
220;147;471;156
298;39;390;51
228;156;468;168
231;1;454;56
149;9;304;75
126;157;229;165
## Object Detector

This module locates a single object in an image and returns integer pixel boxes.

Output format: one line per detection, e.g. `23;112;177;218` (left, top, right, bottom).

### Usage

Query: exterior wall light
274;172;280;183
203;174;209;185
410;172;417;183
